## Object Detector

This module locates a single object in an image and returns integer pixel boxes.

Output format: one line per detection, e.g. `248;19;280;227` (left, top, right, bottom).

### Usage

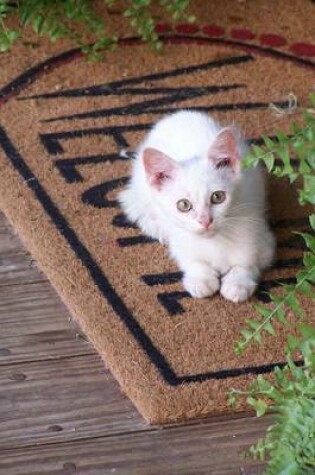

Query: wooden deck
0;209;270;474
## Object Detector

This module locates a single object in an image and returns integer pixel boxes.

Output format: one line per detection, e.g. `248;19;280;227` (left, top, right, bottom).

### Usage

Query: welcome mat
0;1;314;423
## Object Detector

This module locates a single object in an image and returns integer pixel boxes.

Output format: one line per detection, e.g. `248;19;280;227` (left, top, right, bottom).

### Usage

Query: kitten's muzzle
198;215;213;230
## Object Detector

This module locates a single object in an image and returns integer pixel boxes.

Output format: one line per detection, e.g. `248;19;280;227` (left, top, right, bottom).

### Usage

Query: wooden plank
0;209;269;475
0;415;270;474
0;329;92;365
0;213;87;363
0;224;29;256
0;281;69;338
0;210;12;229
0;282;74;338
0;213;46;286
0;249;45;287
0;354;147;450
0;280;93;364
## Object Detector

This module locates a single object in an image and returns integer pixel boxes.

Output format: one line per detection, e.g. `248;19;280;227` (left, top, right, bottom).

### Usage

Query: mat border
0;34;311;386
1;34;315;105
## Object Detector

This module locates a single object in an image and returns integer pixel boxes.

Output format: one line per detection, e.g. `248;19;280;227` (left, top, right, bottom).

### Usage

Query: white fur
119;111;275;302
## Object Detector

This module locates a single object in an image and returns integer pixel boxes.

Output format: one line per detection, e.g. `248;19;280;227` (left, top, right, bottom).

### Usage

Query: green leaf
299;233;315;252
287;334;299;351
275;307;289;325
297;280;313;296
255;303;271;319
247;397;268;417
6;30;19;42
303;251;315;268
310;93;315;108
299;159;311;174
20;7;32;26
291;121;302;136
263;135;276;150
0;31;12;52
253;332;263;344
227;389;240;408
256;375;275;394
32;14;45;35
246;319;262;331
50;28;65;42
298;324;315;339
277;144;294;174
309;214;315;230
264;321;277;336
263;152;275;172
252;144;265;159
234;341;246;356
296;269;311;283
240;329;253;340
288;172;298;184
275;130;289;143
242;153;259;169
286;293;304;317
303;109;315;127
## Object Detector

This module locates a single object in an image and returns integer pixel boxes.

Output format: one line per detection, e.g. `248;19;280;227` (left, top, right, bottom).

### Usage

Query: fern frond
230;331;315;474
233;95;315;474
0;0;193;55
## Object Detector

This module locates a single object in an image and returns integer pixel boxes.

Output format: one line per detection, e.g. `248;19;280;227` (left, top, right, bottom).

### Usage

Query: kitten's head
143;128;243;236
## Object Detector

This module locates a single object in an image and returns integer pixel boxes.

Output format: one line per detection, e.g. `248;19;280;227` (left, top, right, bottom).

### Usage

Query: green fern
230;96;315;474
236;96;315;356
229;325;315;474
0;0;194;57
0;1;20;52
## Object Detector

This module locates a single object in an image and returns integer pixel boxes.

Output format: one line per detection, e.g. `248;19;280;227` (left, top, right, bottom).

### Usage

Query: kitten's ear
143;147;178;189
208;128;241;172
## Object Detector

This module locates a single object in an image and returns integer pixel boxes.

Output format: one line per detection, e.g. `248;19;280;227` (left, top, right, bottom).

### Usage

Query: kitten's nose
199;215;213;229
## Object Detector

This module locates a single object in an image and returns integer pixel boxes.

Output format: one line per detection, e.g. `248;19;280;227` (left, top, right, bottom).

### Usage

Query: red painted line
155;23;172;34
175;23;199;35
202;25;225;37
290;42;315;57
260;34;287;47
231;28;255;41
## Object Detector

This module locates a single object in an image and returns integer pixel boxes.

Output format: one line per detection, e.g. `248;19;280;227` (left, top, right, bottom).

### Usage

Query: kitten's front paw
183;274;219;299
220;280;256;303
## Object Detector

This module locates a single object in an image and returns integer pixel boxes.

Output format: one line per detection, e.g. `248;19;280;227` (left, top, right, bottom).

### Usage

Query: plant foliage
230;96;315;474
229;325;315;474
1;3;314;469
0;0;194;58
236;97;315;357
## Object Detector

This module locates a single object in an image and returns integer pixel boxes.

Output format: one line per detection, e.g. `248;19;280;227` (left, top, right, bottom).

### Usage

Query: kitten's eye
177;199;192;212
210;191;226;204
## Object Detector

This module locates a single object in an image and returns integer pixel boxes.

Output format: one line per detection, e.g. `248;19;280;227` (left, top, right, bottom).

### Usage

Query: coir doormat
0;1;314;423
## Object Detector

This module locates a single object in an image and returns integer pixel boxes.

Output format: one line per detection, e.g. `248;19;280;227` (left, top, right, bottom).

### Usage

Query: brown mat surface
0;0;314;423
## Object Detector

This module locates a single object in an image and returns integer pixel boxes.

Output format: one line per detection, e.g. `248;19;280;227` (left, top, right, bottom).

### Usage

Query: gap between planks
0;212;47;288
0;212;268;474
0;414;270;475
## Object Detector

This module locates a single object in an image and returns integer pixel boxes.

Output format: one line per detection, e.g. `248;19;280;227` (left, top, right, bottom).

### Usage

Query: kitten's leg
169;239;219;298
220;266;259;303
182;262;220;299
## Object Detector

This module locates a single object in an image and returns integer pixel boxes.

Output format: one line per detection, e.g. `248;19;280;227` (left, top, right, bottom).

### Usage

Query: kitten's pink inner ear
208;128;241;171
143;148;178;188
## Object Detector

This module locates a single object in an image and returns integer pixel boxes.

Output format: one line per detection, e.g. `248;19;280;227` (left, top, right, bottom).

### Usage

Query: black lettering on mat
0;126;304;384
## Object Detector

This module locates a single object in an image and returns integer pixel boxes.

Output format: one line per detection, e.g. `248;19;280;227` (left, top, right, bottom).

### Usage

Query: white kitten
119;110;275;303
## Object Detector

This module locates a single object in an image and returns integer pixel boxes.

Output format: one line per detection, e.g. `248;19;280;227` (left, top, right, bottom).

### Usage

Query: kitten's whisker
228;203;266;213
